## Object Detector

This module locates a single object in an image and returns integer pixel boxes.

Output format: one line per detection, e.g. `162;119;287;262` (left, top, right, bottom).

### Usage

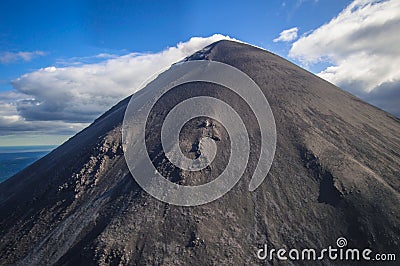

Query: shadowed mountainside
1;40;399;265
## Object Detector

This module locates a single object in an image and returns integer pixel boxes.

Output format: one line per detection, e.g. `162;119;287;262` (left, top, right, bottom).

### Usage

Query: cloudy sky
0;0;398;146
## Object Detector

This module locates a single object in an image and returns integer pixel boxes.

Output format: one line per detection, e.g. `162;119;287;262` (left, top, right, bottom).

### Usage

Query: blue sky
1;0;399;146
0;0;350;85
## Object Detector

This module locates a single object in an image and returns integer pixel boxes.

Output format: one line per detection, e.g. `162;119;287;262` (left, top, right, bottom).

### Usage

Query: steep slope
0;40;399;265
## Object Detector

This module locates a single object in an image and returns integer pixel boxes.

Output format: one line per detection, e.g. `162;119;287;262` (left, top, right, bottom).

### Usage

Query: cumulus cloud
289;0;400;116
0;34;235;137
273;27;299;42
0;51;46;64
0;90;86;136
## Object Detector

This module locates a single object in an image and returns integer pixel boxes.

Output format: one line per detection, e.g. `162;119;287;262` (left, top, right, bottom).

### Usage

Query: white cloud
0;90;86;136
0;34;235;138
273;27;299;42
0;51;46;64
288;0;400;116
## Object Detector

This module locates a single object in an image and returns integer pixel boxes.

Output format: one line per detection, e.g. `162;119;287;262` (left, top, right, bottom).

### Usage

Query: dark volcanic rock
1;40;399;265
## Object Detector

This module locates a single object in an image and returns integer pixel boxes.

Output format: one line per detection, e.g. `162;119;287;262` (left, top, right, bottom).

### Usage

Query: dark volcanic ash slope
1;40;399;265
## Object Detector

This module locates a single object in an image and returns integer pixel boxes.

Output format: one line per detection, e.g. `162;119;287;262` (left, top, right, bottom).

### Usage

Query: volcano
1;40;399;265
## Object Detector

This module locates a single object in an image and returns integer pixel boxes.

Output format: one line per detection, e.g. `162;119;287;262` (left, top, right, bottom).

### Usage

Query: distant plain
0;146;55;182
